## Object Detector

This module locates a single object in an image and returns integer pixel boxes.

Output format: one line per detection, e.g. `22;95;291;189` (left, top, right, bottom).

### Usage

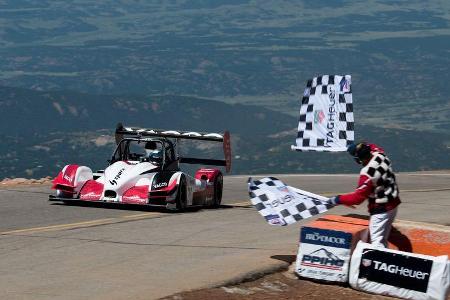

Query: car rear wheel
175;177;187;211
211;174;223;208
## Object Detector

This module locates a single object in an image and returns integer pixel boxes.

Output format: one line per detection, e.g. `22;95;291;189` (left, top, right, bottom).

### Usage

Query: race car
48;123;231;210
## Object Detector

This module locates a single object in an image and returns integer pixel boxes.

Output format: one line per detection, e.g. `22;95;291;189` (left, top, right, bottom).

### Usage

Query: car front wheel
56;189;73;199
175;177;187;211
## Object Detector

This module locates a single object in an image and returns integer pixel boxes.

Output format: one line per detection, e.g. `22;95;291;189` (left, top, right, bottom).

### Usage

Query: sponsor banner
301;227;352;249
350;241;450;300
296;242;350;282
359;248;432;293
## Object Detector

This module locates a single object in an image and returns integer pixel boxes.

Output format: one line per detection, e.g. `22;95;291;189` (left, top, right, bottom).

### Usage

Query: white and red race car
48;123;231;210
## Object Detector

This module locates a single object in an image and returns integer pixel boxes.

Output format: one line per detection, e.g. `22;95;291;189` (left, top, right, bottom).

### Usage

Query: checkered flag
292;75;354;152
248;177;335;226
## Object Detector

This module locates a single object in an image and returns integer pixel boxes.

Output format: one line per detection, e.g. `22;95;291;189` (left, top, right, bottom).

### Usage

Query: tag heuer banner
248;177;334;226
350;241;450;300
292;75;354;152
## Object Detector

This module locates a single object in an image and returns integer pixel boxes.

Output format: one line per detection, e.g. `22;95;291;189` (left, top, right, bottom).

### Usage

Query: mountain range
1;1;449;133
1;86;449;179
0;1;449;178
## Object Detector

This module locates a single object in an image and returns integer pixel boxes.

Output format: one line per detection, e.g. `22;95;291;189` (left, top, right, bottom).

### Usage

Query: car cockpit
110;137;179;171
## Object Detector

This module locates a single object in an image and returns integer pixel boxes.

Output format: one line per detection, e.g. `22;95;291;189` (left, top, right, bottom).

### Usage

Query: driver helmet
144;141;162;164
144;141;157;156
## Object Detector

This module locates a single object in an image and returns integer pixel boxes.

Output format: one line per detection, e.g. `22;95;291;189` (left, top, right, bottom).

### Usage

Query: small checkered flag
292;75;354;152
248;177;335;226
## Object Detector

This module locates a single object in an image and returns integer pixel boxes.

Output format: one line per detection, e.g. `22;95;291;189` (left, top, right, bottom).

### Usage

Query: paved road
0;172;449;299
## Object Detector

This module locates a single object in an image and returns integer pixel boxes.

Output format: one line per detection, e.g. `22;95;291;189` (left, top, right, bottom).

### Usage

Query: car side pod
149;179;179;208
79;180;104;201
121;185;149;204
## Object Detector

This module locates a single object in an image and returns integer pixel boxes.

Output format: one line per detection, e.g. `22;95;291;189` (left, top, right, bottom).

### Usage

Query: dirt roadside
161;267;397;300
0;177;52;187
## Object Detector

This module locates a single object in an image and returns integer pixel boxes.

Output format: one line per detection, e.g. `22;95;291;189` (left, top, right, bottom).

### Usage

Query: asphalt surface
0;172;449;299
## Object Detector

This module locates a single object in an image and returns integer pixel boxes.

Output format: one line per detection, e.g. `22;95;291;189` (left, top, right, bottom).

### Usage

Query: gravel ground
0;177;52;187
161;269;398;300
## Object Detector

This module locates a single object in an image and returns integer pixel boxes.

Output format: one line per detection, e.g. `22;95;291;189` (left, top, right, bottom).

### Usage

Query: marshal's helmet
347;142;371;164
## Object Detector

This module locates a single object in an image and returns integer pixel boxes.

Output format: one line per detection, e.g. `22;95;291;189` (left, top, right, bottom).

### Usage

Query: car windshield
111;139;164;163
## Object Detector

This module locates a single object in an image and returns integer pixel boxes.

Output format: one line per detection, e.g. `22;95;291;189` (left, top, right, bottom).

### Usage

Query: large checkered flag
292;75;354;152
248;177;335;226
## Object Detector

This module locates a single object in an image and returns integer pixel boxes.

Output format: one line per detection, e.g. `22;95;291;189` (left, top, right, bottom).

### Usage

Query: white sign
296;243;350;282
295;227;353;282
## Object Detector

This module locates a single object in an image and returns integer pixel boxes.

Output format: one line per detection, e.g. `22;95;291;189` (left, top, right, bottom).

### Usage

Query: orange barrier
318;214;369;226
309;215;450;257
388;225;450;256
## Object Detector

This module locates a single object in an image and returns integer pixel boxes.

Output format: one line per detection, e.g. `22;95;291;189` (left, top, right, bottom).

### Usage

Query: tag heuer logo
362;259;372;267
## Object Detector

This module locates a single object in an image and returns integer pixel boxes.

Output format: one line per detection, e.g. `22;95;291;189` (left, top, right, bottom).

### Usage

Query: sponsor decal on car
109;168;125;185
358;248;433;293
124;195;142;200
122;194;147;204
153;182;168;189
80;191;102;200
152;171;177;190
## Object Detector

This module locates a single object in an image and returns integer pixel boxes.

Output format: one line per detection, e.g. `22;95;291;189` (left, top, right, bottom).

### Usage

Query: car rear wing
115;123;232;173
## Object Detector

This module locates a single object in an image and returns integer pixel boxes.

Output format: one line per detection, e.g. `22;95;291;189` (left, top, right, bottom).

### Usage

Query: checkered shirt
361;152;399;204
